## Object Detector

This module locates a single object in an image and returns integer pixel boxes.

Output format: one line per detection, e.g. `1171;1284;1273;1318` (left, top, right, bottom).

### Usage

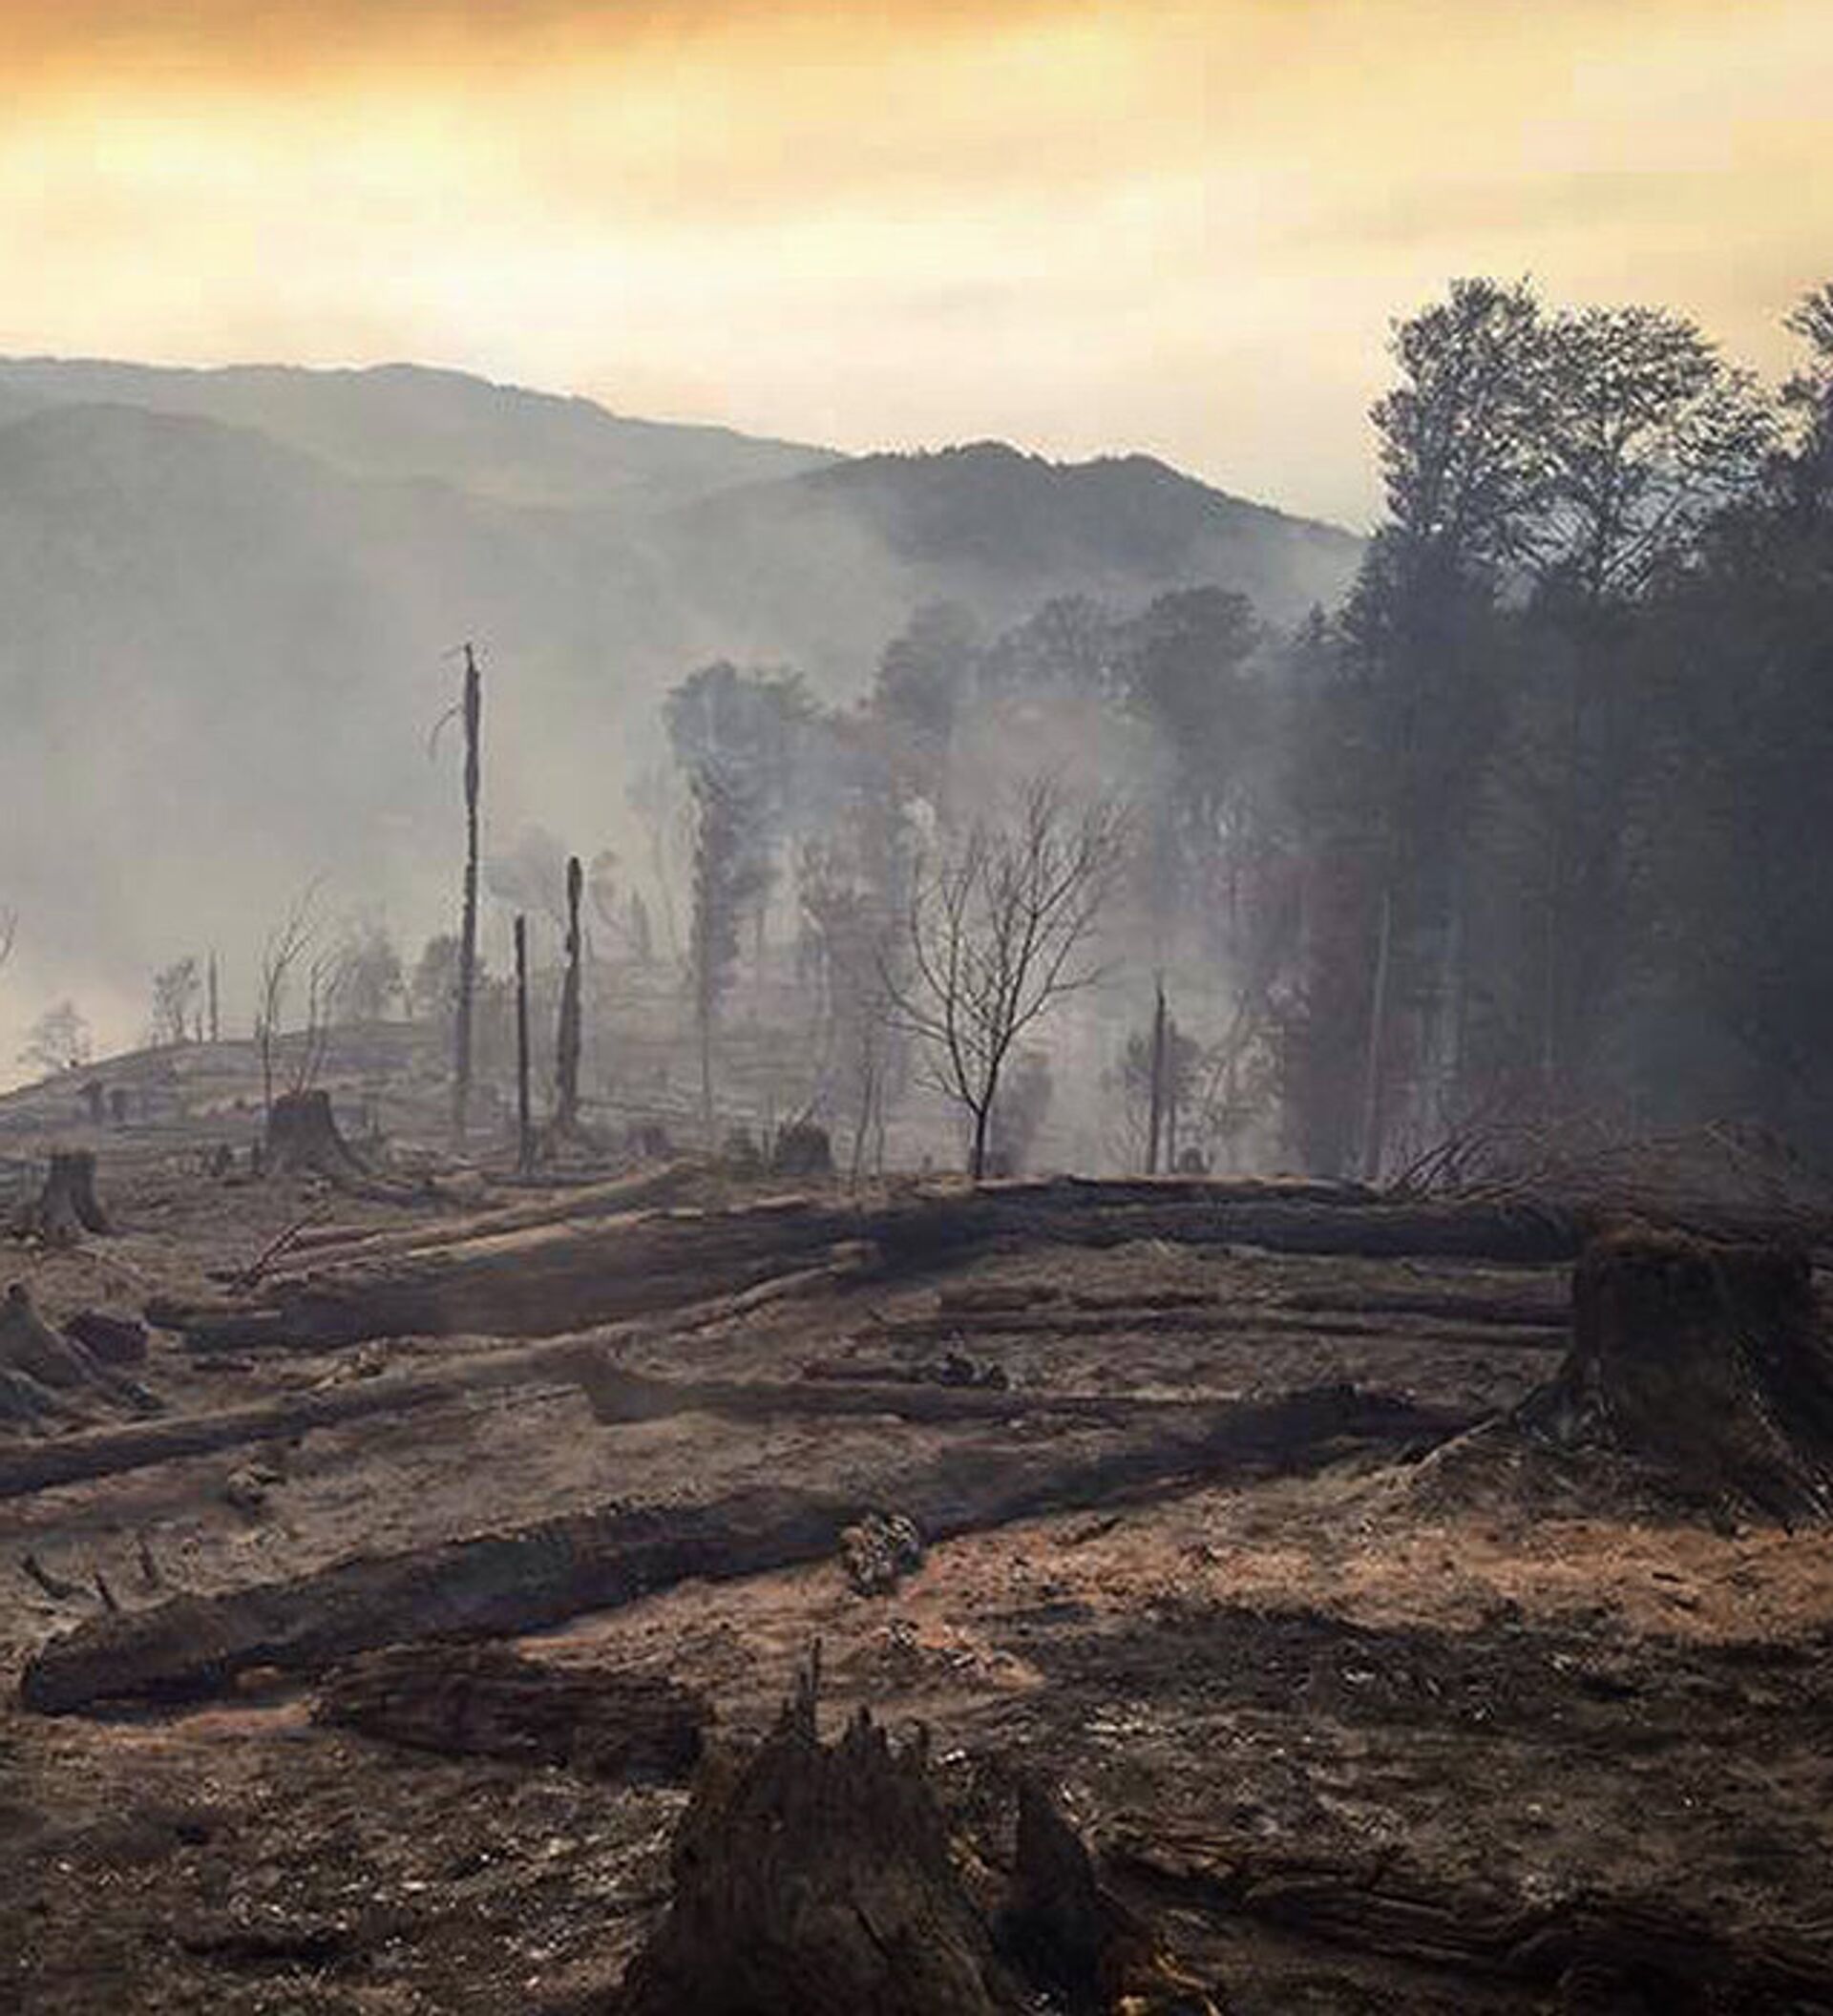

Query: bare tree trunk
554;854;583;1136
698;988;716;1147
1145;976;1168;1175
1359;880;1394;1184
514;914;533;1174
452;642;482;1147
970;1101;992;1182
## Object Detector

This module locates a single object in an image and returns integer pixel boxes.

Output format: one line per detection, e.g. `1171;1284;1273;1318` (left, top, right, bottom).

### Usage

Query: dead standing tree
514;914;534;1173
884;779;1126;1181
553;853;585;1140
434;643;484;1147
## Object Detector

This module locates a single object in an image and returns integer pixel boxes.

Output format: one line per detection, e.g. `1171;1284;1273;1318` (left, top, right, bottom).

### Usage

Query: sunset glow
4;0;1828;522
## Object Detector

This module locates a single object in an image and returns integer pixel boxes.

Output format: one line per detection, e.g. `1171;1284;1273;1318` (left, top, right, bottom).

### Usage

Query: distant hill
0;357;1361;1069
665;443;1359;663
0;358;837;512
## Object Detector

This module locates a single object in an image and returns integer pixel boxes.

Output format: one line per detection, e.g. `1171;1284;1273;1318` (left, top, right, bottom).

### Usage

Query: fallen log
573;1360;1283;1429
4;1255;895;1498
169;1179;1585;1354
1109;1821;1833;2006
0;1334;596;1500
313;1642;708;1780
19;1383;1470;1713
866;1306;1570;1351
0;1283;161;1432
250;1159;706;1273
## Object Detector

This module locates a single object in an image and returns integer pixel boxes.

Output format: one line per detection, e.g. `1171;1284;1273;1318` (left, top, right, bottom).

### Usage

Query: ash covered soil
5;1158;1833;2013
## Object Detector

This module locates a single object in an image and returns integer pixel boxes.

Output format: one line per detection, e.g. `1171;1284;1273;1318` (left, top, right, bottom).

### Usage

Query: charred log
313;1643;708;1781
171;1180;1586;1354
0;1283;160;1432
63;1310;148;1368
18;1384;1469;1713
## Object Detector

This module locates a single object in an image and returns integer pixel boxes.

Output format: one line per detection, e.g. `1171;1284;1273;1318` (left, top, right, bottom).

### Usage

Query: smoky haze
0;357;1358;1095
4;266;1832;1188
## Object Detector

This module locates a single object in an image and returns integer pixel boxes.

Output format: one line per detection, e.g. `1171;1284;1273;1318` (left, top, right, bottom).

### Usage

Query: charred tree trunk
452;642;482;1147
514;914;533;1174
554;854;584;1138
1146;976;1167;1176
1359;879;1395;1184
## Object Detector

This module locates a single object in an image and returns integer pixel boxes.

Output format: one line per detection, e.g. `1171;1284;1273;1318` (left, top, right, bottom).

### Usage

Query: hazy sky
3;0;1829;526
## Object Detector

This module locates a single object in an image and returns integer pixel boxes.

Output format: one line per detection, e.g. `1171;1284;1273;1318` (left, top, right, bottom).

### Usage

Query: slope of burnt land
5;1158;1833;2011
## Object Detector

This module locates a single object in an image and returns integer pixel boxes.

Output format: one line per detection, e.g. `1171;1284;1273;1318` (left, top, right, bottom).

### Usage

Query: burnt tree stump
15;1150;111;1245
264;1091;365;1178
613;1663;1023;2016
1525;1228;1833;1523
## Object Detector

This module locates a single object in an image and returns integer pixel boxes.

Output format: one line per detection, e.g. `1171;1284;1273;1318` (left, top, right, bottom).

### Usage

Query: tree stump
264;1091;367;1181
613;1663;1022;2016
15;1150;111;1245
1525;1228;1833;1523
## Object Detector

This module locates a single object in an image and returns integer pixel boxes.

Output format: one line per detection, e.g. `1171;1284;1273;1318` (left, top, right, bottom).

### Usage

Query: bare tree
149;958;202;1047
289;939;348;1098
255;885;321;1122
20;1000;91;1078
883;778;1126;1181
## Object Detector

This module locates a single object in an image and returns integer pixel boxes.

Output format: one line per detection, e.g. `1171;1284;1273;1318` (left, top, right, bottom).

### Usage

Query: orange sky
2;0;1828;523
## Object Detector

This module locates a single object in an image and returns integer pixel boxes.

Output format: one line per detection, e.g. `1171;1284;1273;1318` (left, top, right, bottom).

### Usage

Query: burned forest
7;17;1833;2006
